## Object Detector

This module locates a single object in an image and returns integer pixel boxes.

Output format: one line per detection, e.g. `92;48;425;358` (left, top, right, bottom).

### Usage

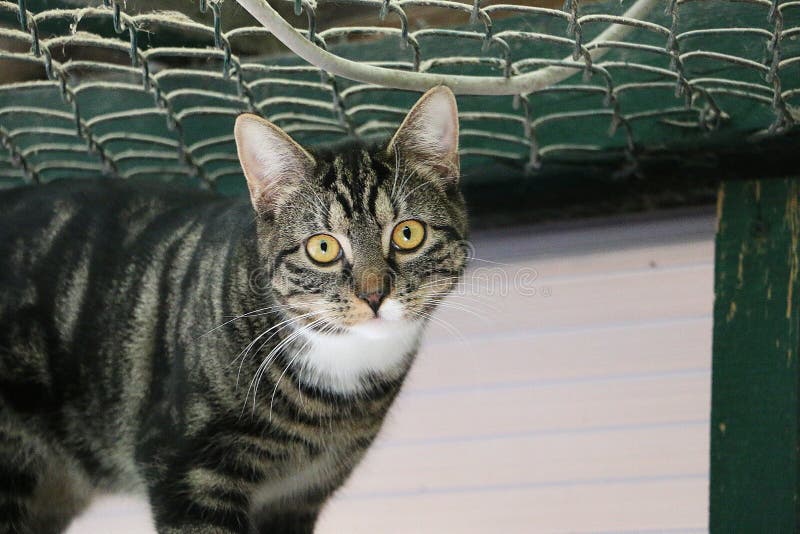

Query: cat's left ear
387;85;460;186
234;113;316;215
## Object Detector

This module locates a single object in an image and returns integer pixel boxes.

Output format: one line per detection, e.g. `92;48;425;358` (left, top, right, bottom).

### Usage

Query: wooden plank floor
67;208;715;533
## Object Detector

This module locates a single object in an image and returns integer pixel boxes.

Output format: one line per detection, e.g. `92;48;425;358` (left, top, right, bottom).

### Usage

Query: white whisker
231;309;324;384
467;257;515;267
268;316;327;420
408;308;466;344
395;178;434;206
427;300;491;321
248;317;328;414
199;302;296;339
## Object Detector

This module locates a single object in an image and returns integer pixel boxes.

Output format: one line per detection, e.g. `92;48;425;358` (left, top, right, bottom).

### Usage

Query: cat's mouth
289;296;409;338
304;314;420;343
318;315;402;336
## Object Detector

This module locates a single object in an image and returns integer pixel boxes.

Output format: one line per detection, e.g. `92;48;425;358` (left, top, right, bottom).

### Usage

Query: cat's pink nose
359;291;385;316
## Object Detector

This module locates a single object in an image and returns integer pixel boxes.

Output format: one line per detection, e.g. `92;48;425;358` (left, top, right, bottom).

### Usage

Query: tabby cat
0;86;467;533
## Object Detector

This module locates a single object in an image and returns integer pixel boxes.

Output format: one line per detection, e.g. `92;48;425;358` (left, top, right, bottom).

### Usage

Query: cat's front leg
252;506;321;534
150;498;253;534
156;524;247;534
150;499;253;534
148;466;255;534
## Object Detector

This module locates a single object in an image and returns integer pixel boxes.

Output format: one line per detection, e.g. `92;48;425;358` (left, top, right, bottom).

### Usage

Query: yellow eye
392;219;426;251
305;234;341;264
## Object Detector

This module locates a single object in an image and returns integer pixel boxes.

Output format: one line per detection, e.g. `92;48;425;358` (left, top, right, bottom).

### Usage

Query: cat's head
234;87;467;392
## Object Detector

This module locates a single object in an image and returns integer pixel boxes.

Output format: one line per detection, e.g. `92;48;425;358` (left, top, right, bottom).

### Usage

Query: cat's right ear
387;86;459;186
234;114;315;215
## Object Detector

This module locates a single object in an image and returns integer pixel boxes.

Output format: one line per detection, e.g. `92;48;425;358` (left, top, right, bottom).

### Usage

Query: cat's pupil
402;226;411;240
320;241;328;253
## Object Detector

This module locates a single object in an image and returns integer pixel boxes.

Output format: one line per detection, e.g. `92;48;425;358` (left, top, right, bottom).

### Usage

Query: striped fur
0;89;467;533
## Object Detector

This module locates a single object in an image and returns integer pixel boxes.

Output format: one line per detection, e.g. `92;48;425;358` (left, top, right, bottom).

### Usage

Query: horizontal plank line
404;366;710;397
377;418;709;449
336;473;708;501
463;260;713;287
584;528;706;534
424;314;712;348
552;260;712;282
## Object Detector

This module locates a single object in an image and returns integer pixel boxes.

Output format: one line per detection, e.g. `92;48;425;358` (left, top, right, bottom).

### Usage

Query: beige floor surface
67;208;714;533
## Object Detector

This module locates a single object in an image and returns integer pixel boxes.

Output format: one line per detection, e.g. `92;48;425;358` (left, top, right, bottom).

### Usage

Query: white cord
235;0;661;95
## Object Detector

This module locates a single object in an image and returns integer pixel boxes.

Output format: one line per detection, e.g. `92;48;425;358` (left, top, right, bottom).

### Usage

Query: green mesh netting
0;0;797;195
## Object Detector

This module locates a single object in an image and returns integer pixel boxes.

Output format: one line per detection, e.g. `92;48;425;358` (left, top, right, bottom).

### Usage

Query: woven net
0;0;798;195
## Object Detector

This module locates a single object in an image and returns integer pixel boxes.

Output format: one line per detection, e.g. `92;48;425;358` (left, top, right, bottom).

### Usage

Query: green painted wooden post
710;178;800;532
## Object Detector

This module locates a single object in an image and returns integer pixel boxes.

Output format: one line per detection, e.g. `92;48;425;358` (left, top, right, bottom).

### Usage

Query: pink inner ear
435;115;457;156
419;91;459;158
387;87;461;183
234;114;315;213
389;87;459;164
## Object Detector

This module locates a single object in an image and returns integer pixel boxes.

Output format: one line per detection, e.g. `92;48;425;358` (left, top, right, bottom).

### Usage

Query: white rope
235;0;661;95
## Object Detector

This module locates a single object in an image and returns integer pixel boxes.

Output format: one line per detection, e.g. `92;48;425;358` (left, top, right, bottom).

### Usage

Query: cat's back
0;178;242;341
0;179;231;278
1;178;226;246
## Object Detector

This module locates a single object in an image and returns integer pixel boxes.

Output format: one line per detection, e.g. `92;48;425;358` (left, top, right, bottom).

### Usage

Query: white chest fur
294;300;423;394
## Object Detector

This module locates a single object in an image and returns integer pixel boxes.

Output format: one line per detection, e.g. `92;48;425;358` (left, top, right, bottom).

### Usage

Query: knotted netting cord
236;0;661;95
0;0;797;191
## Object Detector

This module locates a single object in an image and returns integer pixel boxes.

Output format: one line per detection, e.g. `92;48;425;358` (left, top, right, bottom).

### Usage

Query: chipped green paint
710;178;800;532
787;194;799;321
